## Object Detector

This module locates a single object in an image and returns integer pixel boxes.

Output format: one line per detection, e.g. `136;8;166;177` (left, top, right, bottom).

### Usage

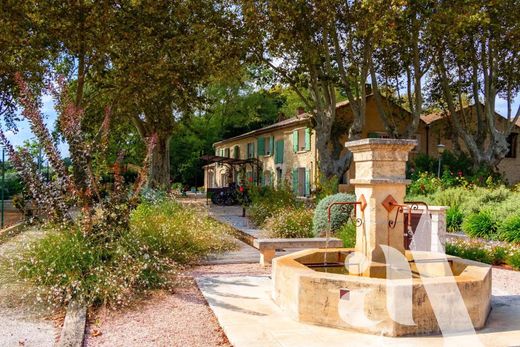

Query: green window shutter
257;137;265;156
292;168;299;194
305;168;311;196
269;136;275;155
225;148;230;157
293;130;299;152
305;128;311;151
275;140;284;164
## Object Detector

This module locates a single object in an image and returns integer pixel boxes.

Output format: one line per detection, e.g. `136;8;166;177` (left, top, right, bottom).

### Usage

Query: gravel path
85;264;269;347
0;227;58;347
492;267;520;296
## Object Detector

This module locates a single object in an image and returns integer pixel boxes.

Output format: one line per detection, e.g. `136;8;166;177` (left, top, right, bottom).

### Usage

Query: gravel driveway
0;227;58;347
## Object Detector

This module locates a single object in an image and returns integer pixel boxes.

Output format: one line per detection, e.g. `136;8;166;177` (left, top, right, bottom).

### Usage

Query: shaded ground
85;264;269;347
0;226;58;347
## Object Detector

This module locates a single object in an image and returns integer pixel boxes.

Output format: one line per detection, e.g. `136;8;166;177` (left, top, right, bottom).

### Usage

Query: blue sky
5;94;69;158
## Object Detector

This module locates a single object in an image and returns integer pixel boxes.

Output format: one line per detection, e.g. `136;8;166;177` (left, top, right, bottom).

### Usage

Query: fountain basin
272;248;491;337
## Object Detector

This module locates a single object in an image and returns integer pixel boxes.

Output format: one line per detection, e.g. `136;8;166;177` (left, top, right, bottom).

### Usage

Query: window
292;128;311;152
257;136;274;156
506;133;518;158
247;142;255;159
265;137;273;155
224;148;230;158
233;145;240;159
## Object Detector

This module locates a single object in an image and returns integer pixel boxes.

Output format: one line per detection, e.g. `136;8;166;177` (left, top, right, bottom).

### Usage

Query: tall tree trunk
148;132;171;188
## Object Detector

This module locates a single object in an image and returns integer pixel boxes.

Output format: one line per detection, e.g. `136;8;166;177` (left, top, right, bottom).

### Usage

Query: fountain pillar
345;139;417;265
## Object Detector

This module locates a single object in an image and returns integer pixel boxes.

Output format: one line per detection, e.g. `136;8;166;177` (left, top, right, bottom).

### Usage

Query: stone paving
197;273;520;347
207;205;263;239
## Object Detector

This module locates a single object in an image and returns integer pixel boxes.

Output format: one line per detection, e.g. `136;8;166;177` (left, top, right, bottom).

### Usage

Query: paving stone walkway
197;273;520;347
207;205;263;240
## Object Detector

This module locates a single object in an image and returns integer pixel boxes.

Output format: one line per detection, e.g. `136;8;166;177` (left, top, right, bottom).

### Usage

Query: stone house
203;97;520;195
421;103;520;184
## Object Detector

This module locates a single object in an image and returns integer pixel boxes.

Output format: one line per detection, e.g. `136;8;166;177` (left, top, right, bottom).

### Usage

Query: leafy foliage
446;239;516;267
262;208;314;238
446;206;464;233
498;214;520;243
248;185;299;227
338;222;356;248
461;210;497;239
312;193;356;236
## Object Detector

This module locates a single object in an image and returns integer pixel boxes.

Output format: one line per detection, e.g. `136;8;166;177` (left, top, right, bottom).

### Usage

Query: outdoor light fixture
437;143;446;178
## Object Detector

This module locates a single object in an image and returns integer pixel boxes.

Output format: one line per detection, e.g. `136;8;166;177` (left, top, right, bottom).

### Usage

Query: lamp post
437;143;446;178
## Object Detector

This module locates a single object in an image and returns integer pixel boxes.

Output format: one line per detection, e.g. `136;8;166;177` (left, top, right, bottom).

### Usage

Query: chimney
296;106;305;116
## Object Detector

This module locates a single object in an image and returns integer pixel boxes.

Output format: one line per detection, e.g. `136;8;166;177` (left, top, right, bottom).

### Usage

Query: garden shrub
262;208;314;238
14;199;236;307
498;213;520;243
248;185;299;226
508;250;520;270
337;222;356;248
446;206;464;233
315;176;339;203
312;193;356;236
445;240;493;264
461;210;497;239
490;245;509;265
431;187;469;208
407;172;442;196
140;187;168;204
445;239;515;266
492;193;520;221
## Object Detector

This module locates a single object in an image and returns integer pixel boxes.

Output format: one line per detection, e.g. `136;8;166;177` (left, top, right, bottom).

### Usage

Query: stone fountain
272;139;491;336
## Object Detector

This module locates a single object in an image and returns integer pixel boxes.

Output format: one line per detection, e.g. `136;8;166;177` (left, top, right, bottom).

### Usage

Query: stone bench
253;238;344;266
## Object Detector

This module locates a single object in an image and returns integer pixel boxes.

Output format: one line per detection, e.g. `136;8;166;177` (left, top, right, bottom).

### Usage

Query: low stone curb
58;301;87;347
208;215;257;248
0;222;26;245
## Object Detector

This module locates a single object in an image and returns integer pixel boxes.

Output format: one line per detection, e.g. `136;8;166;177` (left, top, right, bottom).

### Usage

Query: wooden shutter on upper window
257;137;265;156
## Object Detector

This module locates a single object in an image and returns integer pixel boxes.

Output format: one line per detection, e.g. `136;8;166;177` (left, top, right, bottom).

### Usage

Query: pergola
200;155;263;186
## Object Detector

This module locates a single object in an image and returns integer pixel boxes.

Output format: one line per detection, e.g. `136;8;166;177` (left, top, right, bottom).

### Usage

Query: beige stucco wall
205;121;317;195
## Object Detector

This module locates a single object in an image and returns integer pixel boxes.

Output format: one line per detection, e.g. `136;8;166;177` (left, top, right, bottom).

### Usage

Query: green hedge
312;193;356;236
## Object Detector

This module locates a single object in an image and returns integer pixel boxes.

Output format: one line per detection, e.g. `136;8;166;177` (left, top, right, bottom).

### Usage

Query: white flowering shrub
14;199;236;307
